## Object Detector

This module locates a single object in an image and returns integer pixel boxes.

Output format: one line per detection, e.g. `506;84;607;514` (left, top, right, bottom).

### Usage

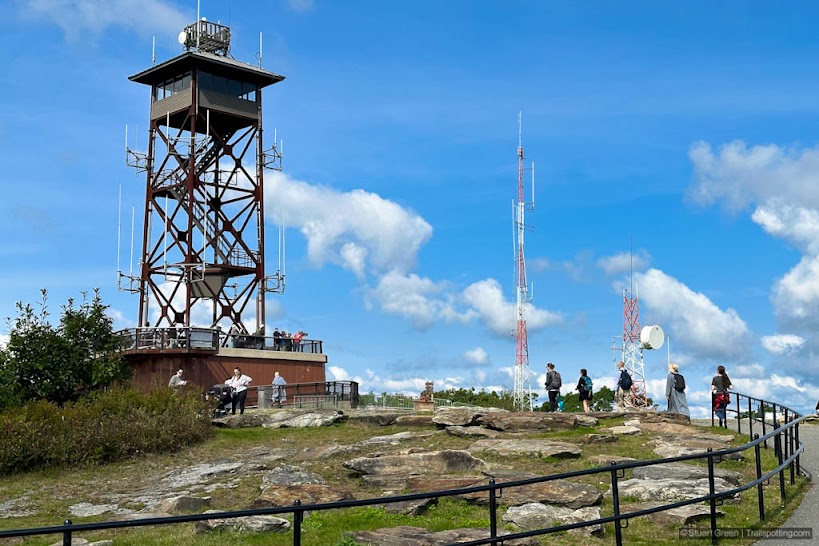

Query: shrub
0;387;212;475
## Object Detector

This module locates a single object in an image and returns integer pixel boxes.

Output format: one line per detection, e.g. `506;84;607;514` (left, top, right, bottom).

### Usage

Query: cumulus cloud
15;0;189;41
636;268;750;359
284;0;314;12
688;139;819;368
464;347;488;365
688;140;819;212
265;172;432;276
597;250;651;276
761;334;805;354
462;279;562;336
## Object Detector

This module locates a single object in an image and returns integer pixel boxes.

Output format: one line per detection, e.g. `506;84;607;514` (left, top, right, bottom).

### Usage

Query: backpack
620;370;633;390
583;376;593;392
552;371;562;389
674;373;686;392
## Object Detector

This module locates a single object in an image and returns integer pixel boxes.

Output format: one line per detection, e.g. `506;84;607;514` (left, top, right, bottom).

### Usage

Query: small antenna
259;32;263;68
152;36;156;66
531;161;535;210
117;184;122;283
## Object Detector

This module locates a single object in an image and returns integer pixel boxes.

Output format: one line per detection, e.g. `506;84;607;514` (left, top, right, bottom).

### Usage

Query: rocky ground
0;407;748;545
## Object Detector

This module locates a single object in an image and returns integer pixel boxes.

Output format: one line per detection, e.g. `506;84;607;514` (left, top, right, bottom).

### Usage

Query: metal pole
761;400;768;449
776;433;786;503
488;479;498;546
706;449;718;546
795;423;802;477
753;434;765;520
611;463;624;546
293;499;302;546
735;393;741;434
62;519;72;546
747;396;753;440
789;422;796;485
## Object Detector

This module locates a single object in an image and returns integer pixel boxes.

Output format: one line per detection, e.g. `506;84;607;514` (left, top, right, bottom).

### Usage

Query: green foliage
0;387;212;475
433;387;538;410
539;386;616;412
0;289;130;406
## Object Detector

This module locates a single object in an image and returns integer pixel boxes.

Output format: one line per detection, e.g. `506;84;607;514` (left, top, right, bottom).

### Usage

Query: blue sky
3;0;819;416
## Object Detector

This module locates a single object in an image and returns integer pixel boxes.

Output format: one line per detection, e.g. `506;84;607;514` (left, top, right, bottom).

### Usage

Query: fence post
488;479;498;546
63;519;72;546
293;499;302;546
610;462;624;546
747;396;753;440
788;422;796;485
735;394;741;434
775;432;786;503
753;434;765;521
761;400;768;449
795;423;802;478
707;449;718;546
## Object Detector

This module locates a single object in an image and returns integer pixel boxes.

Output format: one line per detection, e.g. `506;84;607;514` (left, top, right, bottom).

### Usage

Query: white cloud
284;0;314;12
462;279;562;336
327;366;351;381
0;334;8;350
365;270;472;329
688;140;819;212
464;347;488;365
773;256;819;328
597;250;651;276
265;172;432;276
751;201;819;255
761;334;805;355
15;0;189;41
636;268;750;359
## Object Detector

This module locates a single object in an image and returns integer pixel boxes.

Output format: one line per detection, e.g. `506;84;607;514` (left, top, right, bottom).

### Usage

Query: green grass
0;416;810;545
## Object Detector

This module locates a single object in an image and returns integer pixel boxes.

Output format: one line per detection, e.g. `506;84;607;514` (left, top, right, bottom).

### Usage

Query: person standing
544;363;562;412
711;365;733;428
226;367;252;415
273;371;287;408
615;361;632;410
168;369;187;389
273;327;282;351
576;369;593;413
665;363;690;417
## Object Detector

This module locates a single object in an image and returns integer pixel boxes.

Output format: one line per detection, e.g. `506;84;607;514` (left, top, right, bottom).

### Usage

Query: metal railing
115;327;324;355
0;390;808;546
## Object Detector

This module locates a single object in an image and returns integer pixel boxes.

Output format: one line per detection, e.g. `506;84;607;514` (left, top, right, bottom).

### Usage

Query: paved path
751;423;819;545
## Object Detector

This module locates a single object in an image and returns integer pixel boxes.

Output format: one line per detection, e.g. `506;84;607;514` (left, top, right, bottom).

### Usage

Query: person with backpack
615;361;632;410
544;362;562;412
711;365;733;428
576;368;593;413
665;363;690;417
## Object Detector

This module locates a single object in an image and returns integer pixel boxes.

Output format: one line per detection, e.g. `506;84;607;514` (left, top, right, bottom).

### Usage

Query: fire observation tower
115;19;330;399
512;113;535;412
124;19;284;334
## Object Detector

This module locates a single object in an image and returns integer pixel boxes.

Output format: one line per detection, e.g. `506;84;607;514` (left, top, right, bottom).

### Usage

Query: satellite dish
640;325;665;350
178;31;187;45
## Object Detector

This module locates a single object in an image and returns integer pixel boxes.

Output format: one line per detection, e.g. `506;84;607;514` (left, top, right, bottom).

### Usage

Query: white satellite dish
640;325;665;350
178;31;188;45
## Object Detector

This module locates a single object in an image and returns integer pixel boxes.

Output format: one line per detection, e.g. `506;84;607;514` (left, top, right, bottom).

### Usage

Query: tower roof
129;51;285;88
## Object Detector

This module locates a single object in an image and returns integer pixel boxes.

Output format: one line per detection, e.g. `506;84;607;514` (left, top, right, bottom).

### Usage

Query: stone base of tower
124;348;327;407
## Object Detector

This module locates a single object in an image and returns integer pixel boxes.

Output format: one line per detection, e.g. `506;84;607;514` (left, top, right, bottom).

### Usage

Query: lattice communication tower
512;113;535;412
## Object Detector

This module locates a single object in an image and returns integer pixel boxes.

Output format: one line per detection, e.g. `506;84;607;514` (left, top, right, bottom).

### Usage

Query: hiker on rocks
168;368;187;389
576;368;593;413
226;367;252;415
665;363;690;417
273;371;287;408
711;365;733;428
544;362;562;412
615;361;632;410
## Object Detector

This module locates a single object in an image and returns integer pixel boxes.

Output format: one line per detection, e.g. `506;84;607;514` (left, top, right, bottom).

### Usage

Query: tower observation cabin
127;19;284;336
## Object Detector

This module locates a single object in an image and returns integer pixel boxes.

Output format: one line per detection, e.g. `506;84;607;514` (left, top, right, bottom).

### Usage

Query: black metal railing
115;327;324;355
0;390;807;546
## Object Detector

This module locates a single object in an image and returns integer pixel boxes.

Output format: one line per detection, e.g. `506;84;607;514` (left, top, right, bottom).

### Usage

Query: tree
0;289;129;406
433;387;539;411
539;386;616;413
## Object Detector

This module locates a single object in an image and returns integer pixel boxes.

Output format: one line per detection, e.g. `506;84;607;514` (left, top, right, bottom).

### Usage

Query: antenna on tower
512;112;535;412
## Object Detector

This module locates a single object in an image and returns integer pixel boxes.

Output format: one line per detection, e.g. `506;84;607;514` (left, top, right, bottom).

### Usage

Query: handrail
0;390;808;546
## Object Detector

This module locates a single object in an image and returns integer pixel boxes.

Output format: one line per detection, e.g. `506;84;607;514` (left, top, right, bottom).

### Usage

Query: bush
0;387;213;475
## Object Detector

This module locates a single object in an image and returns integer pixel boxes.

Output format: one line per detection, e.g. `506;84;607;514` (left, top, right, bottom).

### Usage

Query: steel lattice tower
622;287;648;407
125;20;285;334
512;113;534;412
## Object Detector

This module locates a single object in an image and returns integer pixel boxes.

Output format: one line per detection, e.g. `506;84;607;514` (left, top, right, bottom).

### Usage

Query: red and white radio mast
512;112;535;412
